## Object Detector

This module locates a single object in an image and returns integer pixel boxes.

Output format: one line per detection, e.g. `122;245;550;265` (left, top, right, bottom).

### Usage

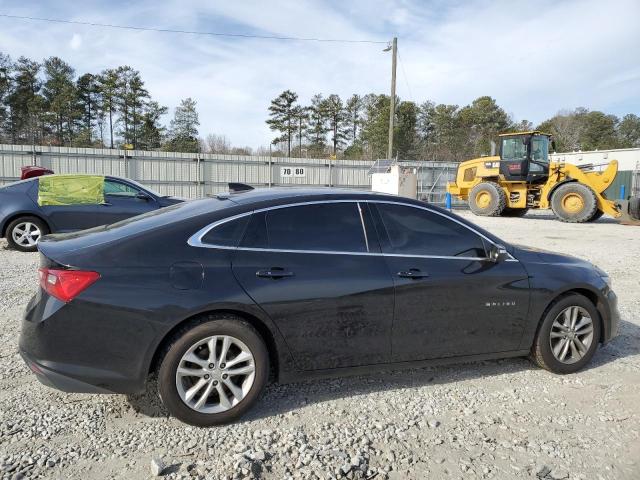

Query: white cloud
69;33;82;50
0;0;638;149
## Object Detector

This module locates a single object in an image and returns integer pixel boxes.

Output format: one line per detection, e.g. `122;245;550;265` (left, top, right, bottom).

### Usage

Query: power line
397;50;414;102
0;13;388;44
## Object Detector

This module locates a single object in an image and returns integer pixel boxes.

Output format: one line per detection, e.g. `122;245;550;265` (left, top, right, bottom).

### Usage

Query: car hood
512;244;593;268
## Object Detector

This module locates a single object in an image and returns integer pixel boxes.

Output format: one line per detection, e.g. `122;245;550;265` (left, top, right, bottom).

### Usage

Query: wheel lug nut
204;374;210;379
220;363;226;368
213;380;218;386
222;374;228;379
208;363;215;369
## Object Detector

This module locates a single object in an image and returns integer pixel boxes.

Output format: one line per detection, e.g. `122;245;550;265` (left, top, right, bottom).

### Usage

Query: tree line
1;52;638;160
266;90;640;161
0;52;203;153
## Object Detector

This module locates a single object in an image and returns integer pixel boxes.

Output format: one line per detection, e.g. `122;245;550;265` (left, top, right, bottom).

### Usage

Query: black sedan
0;174;183;252
20;187;619;426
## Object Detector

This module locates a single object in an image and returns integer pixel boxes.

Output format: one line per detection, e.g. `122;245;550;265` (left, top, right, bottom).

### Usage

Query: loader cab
499;132;551;182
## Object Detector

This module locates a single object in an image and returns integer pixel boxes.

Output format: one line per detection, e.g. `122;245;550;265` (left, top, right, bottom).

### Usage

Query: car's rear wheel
158;314;269;426
6;216;48;252
530;294;601;374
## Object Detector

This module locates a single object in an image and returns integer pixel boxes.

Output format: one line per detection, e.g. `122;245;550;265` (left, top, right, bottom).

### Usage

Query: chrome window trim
187;199;518;262
356;202;370;252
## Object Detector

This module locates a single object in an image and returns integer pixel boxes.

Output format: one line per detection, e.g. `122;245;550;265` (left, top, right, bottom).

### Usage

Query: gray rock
151;457;166;476
428;420;441;429
536;465;551;478
550;468;569;479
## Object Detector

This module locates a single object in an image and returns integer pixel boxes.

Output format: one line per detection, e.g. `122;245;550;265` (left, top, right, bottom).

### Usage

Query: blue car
0;174;184;252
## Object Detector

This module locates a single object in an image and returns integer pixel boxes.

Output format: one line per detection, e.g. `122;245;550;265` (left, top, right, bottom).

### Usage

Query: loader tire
469;182;507;216
551;182;598;223
501;208;528;217
586;209;604;222
630;197;640;220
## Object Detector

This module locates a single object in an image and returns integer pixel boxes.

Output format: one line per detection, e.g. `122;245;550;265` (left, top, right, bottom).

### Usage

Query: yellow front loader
447;131;640;224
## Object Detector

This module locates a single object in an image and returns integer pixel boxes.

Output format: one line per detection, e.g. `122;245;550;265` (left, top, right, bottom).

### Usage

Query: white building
550;147;640;198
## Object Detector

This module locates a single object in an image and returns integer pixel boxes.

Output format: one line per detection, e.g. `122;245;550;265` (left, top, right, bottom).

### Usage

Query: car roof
221;186;405;205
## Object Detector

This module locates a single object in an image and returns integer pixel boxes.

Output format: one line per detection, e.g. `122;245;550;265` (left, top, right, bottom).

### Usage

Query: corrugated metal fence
0;144;459;205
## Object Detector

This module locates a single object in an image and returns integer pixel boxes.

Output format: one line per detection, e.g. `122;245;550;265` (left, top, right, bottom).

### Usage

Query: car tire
530;294;601;374
468;181;507;216
158;314;269;426
5;216;49;252
550;183;597;223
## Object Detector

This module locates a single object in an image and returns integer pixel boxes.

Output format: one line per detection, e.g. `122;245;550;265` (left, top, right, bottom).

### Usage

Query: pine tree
266;90;298;157
6;57;45;145
0;53;12;141
98;69;119;148
291;105;308;156
306;94;328;156
345;94;363;145
76;73;99;145
321;94;349;155
165;97;200;153
138;101;168;150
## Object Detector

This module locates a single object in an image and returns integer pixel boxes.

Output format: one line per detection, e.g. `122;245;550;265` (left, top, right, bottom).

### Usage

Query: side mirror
488;244;509;263
136;192;151;201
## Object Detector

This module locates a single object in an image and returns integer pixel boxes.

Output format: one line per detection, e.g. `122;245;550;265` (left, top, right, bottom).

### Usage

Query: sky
1;0;639;149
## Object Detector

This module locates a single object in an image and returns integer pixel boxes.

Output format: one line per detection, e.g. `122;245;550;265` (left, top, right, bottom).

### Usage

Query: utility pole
387;37;397;160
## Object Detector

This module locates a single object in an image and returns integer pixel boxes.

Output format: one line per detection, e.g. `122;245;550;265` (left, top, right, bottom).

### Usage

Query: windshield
501;138;527;161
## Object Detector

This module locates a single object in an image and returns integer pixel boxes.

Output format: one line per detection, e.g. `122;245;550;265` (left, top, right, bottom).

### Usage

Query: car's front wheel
6;216;49;252
530;294;601;374
158;314;269;426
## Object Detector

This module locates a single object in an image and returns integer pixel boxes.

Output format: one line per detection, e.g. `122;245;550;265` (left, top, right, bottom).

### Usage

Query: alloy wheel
11;222;41;248
549;306;594;364
175;335;256;413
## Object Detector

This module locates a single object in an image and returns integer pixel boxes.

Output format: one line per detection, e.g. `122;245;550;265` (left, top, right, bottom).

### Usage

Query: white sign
280;166;306;178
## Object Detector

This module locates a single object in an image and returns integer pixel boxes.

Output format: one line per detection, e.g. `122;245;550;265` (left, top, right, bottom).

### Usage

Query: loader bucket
615;197;640;226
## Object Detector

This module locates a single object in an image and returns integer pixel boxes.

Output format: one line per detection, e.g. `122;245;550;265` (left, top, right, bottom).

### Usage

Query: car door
231;201;395;371
370;201;530;362
95;179;159;225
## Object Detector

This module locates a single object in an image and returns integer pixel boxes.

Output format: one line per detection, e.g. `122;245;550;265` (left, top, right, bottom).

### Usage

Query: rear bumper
20;349;112;394
19;290;153;395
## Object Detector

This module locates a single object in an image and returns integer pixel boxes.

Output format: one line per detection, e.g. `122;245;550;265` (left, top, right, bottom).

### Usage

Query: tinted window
104;180;140;197
202;216;249;247
376;203;486;257
240;213;269;248
264;203;367;252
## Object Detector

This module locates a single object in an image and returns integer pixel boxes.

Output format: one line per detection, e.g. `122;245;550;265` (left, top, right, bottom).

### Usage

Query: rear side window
375;203;486;257
201;216;249;247
244;203;367;252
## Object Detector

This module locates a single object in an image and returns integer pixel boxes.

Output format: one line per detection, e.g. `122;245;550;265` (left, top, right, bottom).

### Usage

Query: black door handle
256;268;294;279
397;269;429;279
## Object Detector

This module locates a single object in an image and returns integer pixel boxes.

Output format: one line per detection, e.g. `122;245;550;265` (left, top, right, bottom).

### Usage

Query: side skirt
277;349;531;384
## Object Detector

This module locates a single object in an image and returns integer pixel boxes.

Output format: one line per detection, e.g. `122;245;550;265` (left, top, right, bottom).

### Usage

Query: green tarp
38;175;105;206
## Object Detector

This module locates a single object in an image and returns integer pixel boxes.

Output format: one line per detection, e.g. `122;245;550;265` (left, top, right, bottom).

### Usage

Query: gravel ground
1;210;639;480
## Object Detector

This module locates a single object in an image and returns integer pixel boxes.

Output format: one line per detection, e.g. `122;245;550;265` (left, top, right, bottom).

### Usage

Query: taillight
38;268;100;303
